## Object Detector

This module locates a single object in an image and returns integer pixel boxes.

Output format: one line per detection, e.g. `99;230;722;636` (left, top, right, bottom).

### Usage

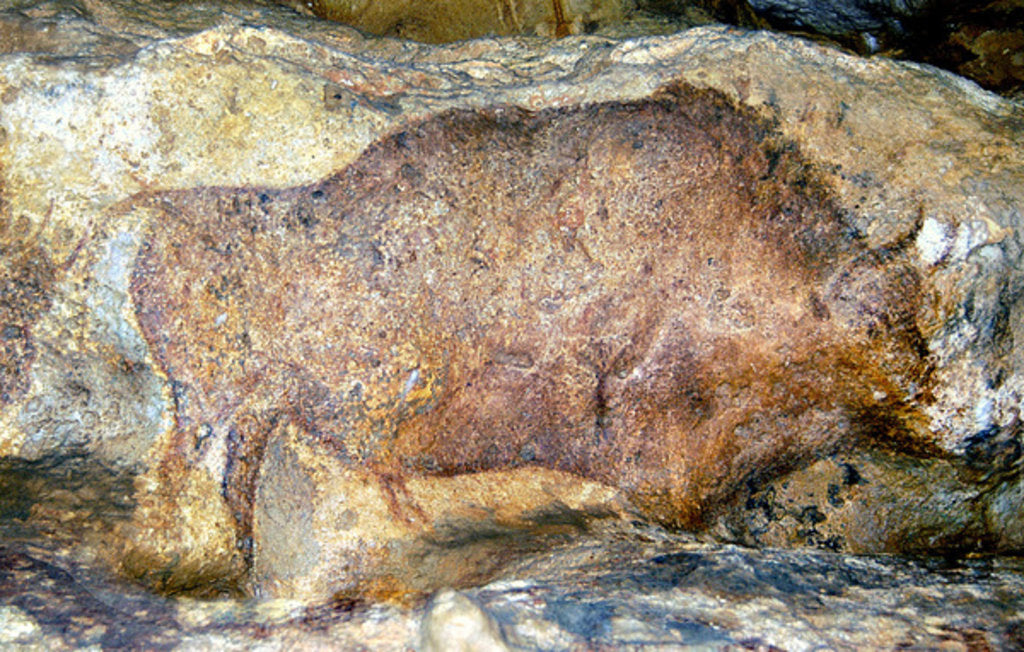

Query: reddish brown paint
129;84;931;551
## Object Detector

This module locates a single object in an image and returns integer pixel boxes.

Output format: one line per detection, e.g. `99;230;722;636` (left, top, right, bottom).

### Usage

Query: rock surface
3;513;1024;649
746;0;927;36
124;79;941;599
1;0;1024;638
743;0;1024;99
299;0;627;41
932;1;1024;101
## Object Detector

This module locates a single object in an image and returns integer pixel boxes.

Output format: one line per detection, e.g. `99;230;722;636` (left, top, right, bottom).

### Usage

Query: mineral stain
129;83;931;557
0;213;56;407
304;0;600;42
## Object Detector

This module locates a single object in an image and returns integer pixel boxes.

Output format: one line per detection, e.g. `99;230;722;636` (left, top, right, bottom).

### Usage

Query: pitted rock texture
301;0;627;40
126;82;936;596
0;218;56;407
2;0;1024;618
3;516;1024;650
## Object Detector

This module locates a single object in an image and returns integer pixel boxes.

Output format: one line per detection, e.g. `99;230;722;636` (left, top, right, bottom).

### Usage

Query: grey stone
748;0;930;35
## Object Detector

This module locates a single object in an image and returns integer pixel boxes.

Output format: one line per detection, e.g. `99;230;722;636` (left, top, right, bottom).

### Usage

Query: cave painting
129;83;931;591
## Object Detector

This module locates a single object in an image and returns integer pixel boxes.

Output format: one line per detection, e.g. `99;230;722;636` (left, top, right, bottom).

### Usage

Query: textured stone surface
421;589;510;651
938;1;1024;100
123;81;938;598
1;0;1023;623
747;0;929;35
300;0;627;40
3;514;1024;649
744;0;1024;98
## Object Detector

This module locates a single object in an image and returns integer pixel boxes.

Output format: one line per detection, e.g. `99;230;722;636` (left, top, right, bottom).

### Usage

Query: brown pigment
0;203;56;407
129;83;931;554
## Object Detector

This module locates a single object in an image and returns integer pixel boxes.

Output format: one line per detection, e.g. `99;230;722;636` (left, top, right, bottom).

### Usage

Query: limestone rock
1;0;1023;609
123;79;937;598
939;1;1024;100
746;0;929;36
0;606;41;645
744;0;1024;98
300;0;627;41
421;589;510;652
2;521;1024;649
